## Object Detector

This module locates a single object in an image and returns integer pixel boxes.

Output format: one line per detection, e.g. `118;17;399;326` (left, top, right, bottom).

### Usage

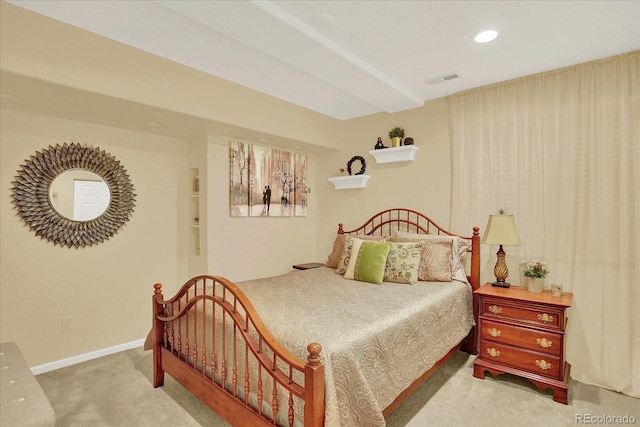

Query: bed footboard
152;276;324;427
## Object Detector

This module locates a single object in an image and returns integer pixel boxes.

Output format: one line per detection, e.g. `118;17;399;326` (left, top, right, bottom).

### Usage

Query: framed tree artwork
229;141;249;217
229;141;307;217
293;152;308;216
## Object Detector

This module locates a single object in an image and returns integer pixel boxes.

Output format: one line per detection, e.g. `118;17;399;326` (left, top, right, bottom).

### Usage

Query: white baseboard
30;338;146;375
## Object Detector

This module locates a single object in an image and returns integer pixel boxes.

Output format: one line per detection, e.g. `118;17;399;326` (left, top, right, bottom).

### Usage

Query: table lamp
482;209;521;287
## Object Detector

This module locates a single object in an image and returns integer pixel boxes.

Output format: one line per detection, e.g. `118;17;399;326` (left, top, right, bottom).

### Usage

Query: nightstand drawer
480;319;562;356
479;341;561;379
481;299;562;329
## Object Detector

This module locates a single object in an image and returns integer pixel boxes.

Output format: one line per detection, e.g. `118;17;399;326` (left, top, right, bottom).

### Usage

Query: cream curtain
450;51;639;397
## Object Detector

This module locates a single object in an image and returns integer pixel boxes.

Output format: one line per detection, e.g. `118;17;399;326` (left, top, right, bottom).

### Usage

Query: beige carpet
36;347;638;426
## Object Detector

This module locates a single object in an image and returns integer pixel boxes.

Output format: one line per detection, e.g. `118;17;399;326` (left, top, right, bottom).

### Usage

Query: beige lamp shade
482;211;521;287
482;214;521;246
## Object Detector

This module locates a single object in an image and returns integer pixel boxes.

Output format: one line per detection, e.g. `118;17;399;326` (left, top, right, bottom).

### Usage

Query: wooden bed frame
152;208;480;426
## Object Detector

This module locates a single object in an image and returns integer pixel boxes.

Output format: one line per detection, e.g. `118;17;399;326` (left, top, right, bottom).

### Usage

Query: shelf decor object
10;143;136;248
328;175;370;189
388;126;405;147
369;145;419;164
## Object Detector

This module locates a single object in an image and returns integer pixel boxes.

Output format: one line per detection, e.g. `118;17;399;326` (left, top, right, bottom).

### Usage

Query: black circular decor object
347;156;366;175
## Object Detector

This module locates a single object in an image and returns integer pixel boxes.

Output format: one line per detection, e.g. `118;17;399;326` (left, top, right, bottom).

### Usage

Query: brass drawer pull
536;337;553;348
488;305;502;315
487;348;501;358
537;313;554;323
488;328;501;338
536;359;552;370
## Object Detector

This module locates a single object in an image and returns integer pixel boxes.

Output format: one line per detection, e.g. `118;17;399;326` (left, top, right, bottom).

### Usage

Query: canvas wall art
229;141;308;217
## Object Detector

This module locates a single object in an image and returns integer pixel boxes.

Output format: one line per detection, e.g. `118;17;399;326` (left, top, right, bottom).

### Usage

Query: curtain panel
450;51;639;397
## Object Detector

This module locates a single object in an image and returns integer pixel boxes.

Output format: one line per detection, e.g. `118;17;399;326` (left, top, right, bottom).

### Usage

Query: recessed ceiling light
146;120;164;128
475;30;498;43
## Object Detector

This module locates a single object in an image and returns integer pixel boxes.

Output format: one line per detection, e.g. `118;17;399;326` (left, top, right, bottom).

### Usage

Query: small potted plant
388;127;405;147
522;260;550;293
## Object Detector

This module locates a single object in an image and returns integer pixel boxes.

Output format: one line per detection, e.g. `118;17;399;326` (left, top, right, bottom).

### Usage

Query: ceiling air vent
424;73;460;85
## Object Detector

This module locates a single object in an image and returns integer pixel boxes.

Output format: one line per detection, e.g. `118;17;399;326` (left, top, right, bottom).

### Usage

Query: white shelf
328;175;370;189
369;145;419;164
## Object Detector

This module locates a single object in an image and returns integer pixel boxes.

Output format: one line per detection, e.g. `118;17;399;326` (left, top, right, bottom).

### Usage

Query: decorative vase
527;277;545;293
391;137;402;147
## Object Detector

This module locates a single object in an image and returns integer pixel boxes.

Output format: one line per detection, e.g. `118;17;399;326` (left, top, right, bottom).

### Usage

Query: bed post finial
305;342;324;426
307;342;322;366
154;283;163;295
338;223;344;234
470;227;481;291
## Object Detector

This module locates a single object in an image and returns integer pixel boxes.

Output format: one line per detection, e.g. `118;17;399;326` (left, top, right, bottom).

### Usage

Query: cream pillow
343;238;366;279
325;234;347;268
383;241;424;284
335;235;387;274
392;230;470;282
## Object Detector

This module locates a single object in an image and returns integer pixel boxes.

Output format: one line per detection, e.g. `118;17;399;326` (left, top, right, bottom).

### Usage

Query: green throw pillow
353;241;392;284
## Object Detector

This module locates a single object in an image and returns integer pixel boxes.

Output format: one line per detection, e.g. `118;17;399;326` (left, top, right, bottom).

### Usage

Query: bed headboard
337;208;480;291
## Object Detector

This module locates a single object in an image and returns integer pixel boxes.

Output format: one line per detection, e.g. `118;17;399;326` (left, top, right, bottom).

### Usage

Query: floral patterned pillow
383;241;425;284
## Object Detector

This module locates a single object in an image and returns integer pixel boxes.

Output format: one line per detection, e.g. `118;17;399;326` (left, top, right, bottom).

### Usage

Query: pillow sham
393;237;452;282
343;238;365;279
345;240;391;285
334;235;387;273
383;241;424;284
392;230;470;283
326;234;347;268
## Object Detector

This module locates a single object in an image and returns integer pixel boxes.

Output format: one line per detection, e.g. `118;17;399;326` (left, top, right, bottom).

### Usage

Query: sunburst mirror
11;143;136;248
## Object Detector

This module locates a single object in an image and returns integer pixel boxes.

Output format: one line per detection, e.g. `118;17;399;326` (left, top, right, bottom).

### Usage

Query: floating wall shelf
328;175;370;190
369;145;419;164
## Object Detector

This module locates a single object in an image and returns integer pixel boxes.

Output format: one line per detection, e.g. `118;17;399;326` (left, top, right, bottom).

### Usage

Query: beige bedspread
233;266;474;427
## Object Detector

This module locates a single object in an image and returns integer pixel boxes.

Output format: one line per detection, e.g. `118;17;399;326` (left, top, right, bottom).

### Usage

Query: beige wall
0;100;455;368
0;1;342;151
0;109;324;368
316;98;456;262
0;109;188;366
204;136;319;281
0;1;456;369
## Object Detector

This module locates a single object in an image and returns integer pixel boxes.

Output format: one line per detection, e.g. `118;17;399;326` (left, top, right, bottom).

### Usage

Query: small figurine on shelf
193;176;200;195
403;137;414;145
374;137;387;150
337;168;347;176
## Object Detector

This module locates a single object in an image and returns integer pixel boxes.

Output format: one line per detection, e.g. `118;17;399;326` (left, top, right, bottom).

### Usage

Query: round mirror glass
49;170;111;221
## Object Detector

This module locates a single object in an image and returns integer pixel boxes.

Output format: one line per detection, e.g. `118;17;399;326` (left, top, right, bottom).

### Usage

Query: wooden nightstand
473;284;573;404
292;262;324;270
